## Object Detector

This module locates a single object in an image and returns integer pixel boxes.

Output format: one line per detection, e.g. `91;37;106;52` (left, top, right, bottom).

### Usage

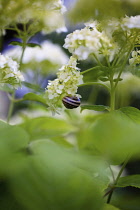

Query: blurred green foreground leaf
81;107;140;164
116;175;140;189
0;120;29;175
9;140;108;210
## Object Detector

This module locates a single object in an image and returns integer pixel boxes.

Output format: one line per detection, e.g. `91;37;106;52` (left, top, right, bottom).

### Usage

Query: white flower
64;20;119;62
63;25;102;60
0;0;67;35
122;15;140;29
23;41;68;65
85;20;99;28
129;50;140;65
0;54;7;68
0;54;24;88
45;56;83;110
4;41;69;73
104;18;120;38
51;0;67;14
42;0;67;34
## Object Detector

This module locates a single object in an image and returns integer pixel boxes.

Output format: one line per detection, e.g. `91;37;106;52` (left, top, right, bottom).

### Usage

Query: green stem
109;165;115;183
109;75;115;111
7;44;26;123
92;53;103;67
114;48;132;89
114;33;138;89
107;156;130;204
105;55;111;68
7;91;15;123
7;23;28;124
78;82;110;93
110;87;115;111
20;44;26;66
81;66;101;75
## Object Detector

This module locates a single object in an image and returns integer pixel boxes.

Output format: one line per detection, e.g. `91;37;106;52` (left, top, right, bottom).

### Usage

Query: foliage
0;0;140;210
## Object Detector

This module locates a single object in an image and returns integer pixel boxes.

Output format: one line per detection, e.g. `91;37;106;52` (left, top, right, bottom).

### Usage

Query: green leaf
26;43;41;48
68;0;125;23
9;42;41;49
103;204;120;210
50;136;74;148
9;41;23;47
10;141;105;210
110;192;140;209
20;116;75;140
31;140;110;191
22;81;44;92
81;105;109;112
99;77;109;82
116;175;140;189
89;111;140;164
21;93;47;106
0;183;25;210
118;107;140;124
0;121;29;175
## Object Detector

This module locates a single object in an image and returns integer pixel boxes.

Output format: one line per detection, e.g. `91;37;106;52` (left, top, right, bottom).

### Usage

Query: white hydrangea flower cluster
50;0;67;14
4;41;69;74
129;50;140;66
42;0;67;34
0;0;67;35
45;56;83;110
122;15;140;29
0;54;24;88
63;20;119;62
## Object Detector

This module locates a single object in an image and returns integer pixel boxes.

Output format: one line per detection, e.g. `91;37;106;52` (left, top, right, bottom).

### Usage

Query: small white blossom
0;54;7;68
4;41;69;73
0;0;67;34
122;15;140;29
63;25;102;60
42;0;67;34
51;0;67;14
104;19;120;37
45;56;83;110
85;20;99;28
63;20;119;62
0;54;24;88
129;50;140;65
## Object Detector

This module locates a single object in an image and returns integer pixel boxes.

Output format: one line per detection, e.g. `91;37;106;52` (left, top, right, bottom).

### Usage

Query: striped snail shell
62;96;81;109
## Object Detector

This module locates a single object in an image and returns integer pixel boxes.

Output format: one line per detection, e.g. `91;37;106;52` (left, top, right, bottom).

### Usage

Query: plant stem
7;91;15;123
107;156;130;204
109;74;115;111
110;87;115;111
7;44;26;123
109;165;115;183
7;23;28;124
78;82;110;93
114;33;138;89
92;53;103;67
81;66;101;75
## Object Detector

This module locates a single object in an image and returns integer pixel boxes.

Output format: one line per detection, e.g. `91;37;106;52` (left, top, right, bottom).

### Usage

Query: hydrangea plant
0;1;140;210
0;54;24;88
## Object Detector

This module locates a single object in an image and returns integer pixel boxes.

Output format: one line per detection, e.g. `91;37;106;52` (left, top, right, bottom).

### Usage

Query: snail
62;96;81;109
